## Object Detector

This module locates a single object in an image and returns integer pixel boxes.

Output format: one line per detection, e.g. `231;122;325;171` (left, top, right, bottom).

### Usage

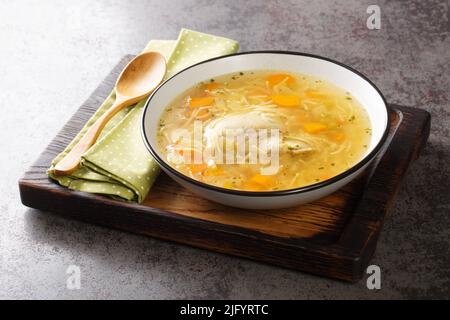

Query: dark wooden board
19;55;431;282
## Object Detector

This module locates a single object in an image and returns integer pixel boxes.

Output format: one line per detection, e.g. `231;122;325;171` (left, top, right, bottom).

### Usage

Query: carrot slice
266;74;295;87
187;163;207;174
250;174;275;187
189;97;214;109
271;95;300;107
303;122;327;133
205;83;220;91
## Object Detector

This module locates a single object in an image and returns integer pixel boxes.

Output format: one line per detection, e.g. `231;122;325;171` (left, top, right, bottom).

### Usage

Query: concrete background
0;0;449;299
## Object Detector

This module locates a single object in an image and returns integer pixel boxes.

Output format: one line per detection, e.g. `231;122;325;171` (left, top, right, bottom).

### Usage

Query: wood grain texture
19;55;431;282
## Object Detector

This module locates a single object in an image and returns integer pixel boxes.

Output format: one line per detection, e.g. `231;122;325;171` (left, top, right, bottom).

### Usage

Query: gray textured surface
1;0;449;299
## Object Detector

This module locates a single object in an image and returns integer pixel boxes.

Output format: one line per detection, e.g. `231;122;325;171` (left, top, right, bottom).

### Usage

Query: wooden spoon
54;51;166;176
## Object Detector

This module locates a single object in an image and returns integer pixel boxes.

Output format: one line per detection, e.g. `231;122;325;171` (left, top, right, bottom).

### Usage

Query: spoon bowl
116;52;167;100
54;51;166;176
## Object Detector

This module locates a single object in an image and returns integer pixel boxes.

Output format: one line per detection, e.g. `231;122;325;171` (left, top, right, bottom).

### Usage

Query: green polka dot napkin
48;29;239;202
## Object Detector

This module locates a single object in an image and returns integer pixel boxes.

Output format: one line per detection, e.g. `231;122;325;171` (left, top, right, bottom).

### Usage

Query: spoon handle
53;97;130;175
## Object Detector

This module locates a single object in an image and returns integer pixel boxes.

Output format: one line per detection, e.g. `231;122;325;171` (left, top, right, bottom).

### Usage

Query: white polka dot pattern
48;29;239;202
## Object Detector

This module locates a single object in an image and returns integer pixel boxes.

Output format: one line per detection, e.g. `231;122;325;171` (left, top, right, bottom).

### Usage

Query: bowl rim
141;50;391;197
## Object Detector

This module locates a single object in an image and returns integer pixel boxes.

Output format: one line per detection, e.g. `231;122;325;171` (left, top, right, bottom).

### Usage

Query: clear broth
157;70;372;191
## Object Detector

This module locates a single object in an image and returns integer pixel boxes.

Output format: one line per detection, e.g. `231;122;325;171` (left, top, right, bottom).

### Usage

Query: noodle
157;70;371;191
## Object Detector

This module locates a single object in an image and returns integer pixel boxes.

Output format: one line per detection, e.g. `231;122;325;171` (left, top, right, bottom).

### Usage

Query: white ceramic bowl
142;51;390;209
